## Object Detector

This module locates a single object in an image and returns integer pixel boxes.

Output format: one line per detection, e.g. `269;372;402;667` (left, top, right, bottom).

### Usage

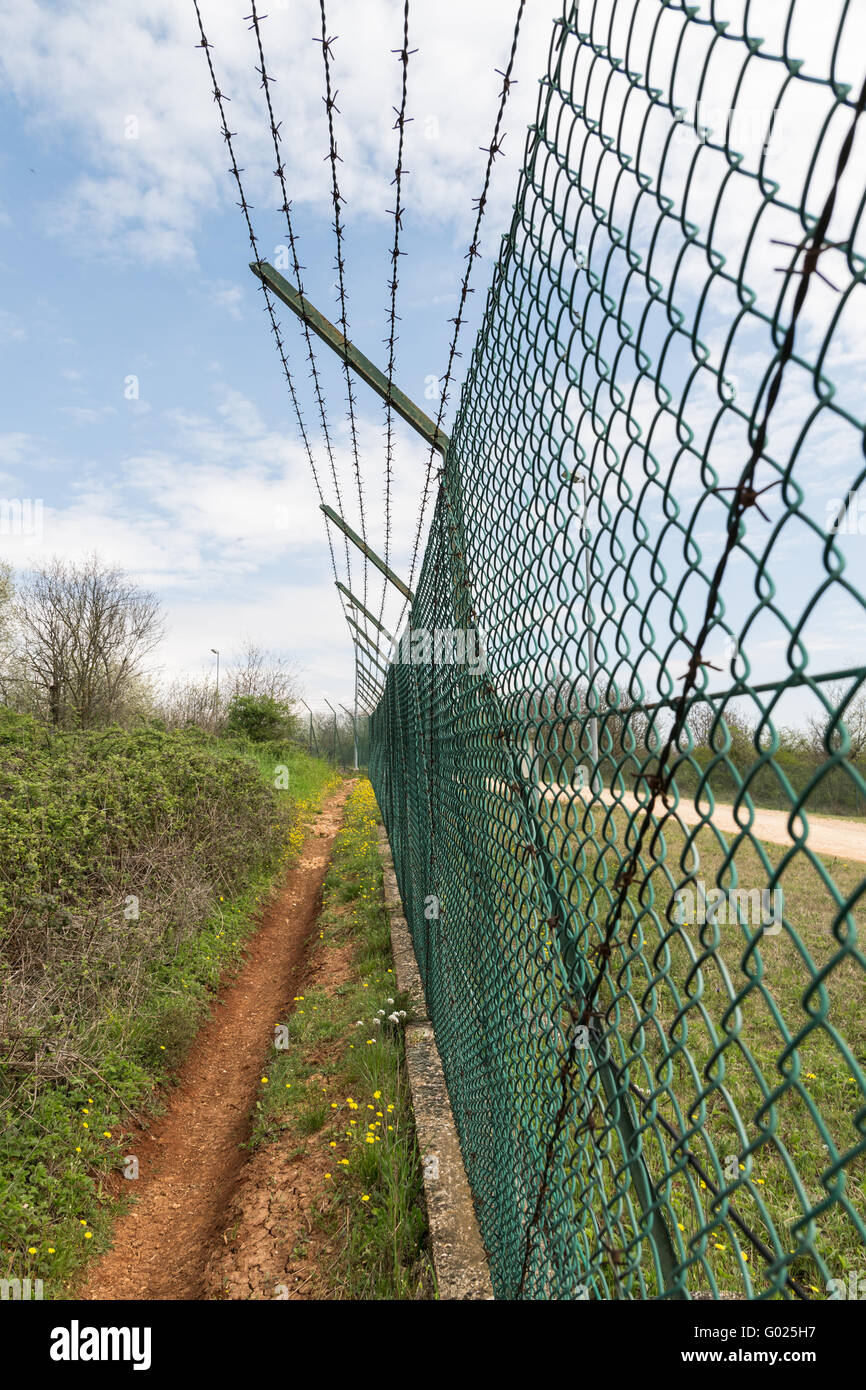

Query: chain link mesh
370;0;866;1300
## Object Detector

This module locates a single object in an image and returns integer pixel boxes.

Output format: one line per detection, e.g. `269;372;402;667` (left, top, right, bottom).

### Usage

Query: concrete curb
377;827;494;1301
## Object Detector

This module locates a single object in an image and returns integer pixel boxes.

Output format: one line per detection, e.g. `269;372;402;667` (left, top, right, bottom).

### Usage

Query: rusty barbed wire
244;0;355;597
395;0;527;640
191;0;351;623
515;64;866;1298
315;4;368;620
378;0;415;637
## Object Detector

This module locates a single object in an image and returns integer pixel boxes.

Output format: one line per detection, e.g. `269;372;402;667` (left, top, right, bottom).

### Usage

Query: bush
0;719;295;1066
225;693;295;743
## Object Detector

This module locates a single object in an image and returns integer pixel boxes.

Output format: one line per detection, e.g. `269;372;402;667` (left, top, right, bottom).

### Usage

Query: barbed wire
394;0;527;639
315;4;369;626
244;0;354;594
516;65;866;1297
378;0;415;635
191;0;350;630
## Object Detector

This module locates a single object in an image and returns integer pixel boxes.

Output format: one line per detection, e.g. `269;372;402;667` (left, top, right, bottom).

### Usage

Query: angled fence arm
251;260;450;458
336;581;395;645
321;504;414;602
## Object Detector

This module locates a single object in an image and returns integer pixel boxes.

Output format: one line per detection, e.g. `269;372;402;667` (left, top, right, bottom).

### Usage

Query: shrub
225;693;295;743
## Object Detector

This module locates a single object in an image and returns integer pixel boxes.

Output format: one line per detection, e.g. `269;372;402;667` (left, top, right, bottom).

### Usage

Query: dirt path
544;785;866;863
80;783;352;1301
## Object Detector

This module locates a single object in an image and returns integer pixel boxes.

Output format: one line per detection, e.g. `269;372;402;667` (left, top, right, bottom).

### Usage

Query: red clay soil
79;782;352;1301
200;932;358;1301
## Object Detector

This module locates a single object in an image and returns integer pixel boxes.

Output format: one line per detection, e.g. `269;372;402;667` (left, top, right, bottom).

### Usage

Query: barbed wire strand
516;66;866;1298
244;0;354;593
191;0;351;630
315;5;369;631
378;0;415;636
394;0;527;639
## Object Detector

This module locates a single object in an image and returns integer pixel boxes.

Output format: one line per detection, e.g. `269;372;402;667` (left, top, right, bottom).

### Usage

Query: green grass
0;714;337;1295
248;779;435;1300
521;791;866;1299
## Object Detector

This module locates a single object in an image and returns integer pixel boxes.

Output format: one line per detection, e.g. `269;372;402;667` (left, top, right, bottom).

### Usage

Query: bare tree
223;639;300;708
806;680;866;762
158;674;219;730
9;555;164;728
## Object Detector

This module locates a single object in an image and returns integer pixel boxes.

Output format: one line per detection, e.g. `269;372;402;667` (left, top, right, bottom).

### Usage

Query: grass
520;791;866;1298
0;719;338;1296
247;778;435;1300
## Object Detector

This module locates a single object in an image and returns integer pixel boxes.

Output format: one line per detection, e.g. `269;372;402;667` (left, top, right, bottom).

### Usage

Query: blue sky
1;0;864;732
0;0;551;714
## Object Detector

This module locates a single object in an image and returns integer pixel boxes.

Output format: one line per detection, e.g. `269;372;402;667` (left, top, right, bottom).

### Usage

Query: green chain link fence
370;0;866;1299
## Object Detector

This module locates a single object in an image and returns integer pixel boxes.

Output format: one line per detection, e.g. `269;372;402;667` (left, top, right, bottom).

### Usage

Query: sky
0;0;864;729
0;0;552;716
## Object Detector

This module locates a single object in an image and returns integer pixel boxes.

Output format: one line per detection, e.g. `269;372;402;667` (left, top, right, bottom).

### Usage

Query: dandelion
84;1232;93;1240
261;1077;269;1084
28;1247;36;1254
361;1195;370;1202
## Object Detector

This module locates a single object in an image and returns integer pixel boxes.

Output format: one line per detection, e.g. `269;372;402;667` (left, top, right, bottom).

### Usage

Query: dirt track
551;785;866;863
79;783;351;1301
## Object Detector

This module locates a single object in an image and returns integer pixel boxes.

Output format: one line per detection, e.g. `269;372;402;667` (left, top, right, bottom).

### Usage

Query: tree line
0;554;308;746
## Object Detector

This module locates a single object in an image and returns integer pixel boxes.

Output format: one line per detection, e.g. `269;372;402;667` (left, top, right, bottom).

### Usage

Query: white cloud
2;381;428;700
0;0;551;267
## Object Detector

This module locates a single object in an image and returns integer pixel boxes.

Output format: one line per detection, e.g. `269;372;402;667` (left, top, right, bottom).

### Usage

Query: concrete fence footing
377;826;493;1300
